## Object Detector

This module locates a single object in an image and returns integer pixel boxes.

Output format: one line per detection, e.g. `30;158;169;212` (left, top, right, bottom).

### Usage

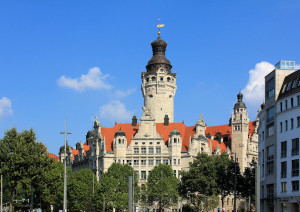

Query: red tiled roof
206;124;232;138
208;139;227;152
72;121;257;154
48;153;59;162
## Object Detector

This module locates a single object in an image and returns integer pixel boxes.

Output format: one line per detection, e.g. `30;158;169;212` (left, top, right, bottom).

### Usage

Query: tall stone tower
231;92;249;172
141;34;177;123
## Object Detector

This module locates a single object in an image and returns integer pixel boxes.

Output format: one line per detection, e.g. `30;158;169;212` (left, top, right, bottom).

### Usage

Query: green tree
179;153;218;211
39;160;69;211
144;164;179;211
240;159;257;210
0;128;52;212
215;153;243;209
67;169;98;212
95;163;139;212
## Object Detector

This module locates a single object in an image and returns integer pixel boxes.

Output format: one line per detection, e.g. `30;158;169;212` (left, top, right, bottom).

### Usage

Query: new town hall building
58;33;258;210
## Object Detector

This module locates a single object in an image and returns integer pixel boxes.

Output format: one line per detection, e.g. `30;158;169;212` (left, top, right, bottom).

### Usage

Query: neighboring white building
276;69;300;212
58;33;259;211
258;61;299;212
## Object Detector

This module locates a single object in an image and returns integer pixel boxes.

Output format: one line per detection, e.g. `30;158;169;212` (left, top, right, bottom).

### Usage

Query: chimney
164;114;169;126
132;115;137;126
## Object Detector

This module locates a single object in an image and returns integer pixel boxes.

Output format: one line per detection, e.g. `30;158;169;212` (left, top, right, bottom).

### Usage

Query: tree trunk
9;190;14;212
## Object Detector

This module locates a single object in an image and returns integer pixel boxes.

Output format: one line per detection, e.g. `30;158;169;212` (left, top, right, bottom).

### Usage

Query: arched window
167;77;171;82
160;77;163;81
152;76;156;82
174;138;177;143
118;139;121;144
146;78;149;82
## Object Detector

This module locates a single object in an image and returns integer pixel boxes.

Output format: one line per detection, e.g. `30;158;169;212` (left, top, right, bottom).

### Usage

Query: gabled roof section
278;69;300;100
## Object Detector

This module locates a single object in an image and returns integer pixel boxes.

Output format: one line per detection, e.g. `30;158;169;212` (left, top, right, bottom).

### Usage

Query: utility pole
60;118;71;212
129;176;133;212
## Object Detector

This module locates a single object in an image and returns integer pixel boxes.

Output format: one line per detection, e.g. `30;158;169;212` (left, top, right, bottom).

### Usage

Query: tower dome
234;92;246;109
146;36;172;73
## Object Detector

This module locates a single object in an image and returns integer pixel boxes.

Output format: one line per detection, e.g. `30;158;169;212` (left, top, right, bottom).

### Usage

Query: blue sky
1;0;299;155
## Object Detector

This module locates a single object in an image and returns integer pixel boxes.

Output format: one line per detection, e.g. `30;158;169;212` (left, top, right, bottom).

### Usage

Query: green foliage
240;159;256;209
67;169;98;212
0;128;53;211
215;153;243;208
39;161;70;211
95;163;139;212
144;164;179;211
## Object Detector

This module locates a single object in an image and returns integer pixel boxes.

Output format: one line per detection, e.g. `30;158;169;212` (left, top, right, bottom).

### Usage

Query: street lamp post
233;144;237;212
60;118;71;212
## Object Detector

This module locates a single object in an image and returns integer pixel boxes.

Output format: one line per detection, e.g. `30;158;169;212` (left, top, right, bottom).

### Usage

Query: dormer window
160;69;164;72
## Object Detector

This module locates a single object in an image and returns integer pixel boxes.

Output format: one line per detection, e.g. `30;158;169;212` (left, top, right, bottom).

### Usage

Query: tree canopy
0;128;53;212
144;164;179;211
96;163;139;212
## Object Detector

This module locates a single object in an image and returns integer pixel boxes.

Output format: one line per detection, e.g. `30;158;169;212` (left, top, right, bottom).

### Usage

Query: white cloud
242;61;275;106
0;97;13;117
100;100;132;121
114;88;136;98
57;67;112;92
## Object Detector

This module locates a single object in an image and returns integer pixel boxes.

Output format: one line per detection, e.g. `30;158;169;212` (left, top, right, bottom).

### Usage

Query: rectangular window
262;164;265;177
149;159;154;166
173;170;176;176
292;138;299;156
292;181;299;191
281;161;287;178
149;147;154;154
141;147;146;154
298;95;300;106
267;145;274;161
267;107;274;123
281;182;287;192
291;118;294;129
297;116;300;128
127;160;132;165
267;161;274;175
141;160;146;166
285;120;288;131
141;171;146;180
134;148;139;154
280;122;283;133
156;147;161;154
163;159;168;165
178;159;180;165
173;159;177;165
262;131;265;141
285;100;288;110
156;159;160;165
267;184;274;204
134;160;139;166
281;141;287;158
261;185;264;198
291;97;294;108
136;171;139;180
266;78;275;99
280;102;283;112
292;159;299;176
267;124;274;136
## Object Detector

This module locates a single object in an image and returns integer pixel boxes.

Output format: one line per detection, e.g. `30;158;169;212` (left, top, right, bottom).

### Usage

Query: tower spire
157;19;164;37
